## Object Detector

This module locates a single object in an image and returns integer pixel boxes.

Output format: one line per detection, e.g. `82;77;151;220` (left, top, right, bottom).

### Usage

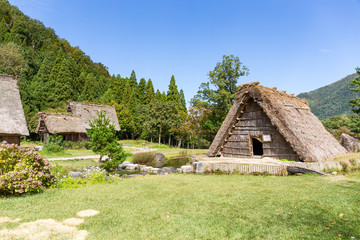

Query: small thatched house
36;101;120;142
207;82;347;162
36;113;87;142
0;74;29;145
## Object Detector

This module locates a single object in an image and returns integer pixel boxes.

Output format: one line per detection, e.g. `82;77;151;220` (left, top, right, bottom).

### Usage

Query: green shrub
0;144;55;195
62;140;91;150
43;132;64;153
55;168;120;189
133;152;155;166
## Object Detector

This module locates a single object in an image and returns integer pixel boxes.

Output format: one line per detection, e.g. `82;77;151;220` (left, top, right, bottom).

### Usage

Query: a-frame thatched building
0;74;29;145
36;101;120;142
36;113;87;142
207;82;347;162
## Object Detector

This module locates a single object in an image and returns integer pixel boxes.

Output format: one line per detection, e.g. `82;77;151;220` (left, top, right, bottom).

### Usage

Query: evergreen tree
81;73;96;101
137;78;146;104
129;70;137;88
32;57;54;110
121;78;132;105
161;91;167;103
0;18;8;42
155;89;162;102
179;89;187;112
48;58;75;106
109;74;123;103
167;75;181;105
144;79;155;104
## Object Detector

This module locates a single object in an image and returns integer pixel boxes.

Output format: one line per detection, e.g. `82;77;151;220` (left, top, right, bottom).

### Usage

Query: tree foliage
87;111;128;166
349;67;360;114
191;55;249;143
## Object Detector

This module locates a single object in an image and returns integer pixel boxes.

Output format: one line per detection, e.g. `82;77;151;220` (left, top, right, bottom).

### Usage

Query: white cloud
320;49;332;53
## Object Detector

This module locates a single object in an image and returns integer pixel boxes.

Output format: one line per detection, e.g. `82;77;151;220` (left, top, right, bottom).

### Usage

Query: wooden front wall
61;133;88;142
222;98;299;160
0;135;20;145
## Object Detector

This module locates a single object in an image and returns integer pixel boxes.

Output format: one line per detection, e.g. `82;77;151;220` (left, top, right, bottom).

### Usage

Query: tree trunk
158;126;162;146
178;135;182;148
168;134;171;146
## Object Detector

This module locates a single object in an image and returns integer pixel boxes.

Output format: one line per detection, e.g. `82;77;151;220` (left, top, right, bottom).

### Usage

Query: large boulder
340;133;360;152
155;153;165;168
157;167;178;175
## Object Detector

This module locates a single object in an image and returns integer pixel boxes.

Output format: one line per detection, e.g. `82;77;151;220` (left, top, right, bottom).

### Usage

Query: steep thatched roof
36;113;86;134
207;82;347;162
0;74;29;136
67;101;120;131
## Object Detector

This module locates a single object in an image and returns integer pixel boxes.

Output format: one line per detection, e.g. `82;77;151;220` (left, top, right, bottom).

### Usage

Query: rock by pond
155;153;165;168
157;167;178;175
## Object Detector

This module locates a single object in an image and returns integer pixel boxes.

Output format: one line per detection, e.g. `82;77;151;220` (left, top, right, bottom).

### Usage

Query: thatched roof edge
0;74;29;136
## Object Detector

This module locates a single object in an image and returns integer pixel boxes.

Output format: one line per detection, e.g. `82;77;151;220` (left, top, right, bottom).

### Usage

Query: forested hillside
0;0;189;146
297;73;359;119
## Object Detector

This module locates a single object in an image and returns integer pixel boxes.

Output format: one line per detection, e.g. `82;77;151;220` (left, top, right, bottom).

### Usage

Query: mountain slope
297;73;359;120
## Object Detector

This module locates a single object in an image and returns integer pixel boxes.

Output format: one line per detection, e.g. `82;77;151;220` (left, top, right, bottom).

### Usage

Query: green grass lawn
38;150;97;159
1;174;359;239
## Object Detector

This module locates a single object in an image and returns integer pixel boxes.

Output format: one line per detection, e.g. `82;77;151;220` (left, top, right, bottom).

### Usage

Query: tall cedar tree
137;78;147;104
144;79;155;104
129;70;137;88
179;89;187;112
0;18;7;41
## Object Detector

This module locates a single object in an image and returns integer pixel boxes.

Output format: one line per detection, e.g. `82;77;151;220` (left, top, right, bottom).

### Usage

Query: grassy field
1;174;359;239
38;149;97;158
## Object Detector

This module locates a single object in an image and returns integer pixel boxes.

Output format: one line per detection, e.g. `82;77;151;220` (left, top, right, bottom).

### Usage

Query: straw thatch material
67;101;120;131
36;113;87;134
207;82;347;162
0;74;29;138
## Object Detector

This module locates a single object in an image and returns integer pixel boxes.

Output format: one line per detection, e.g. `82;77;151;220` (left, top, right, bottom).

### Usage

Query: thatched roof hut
0;74;29;145
67;101;120;131
36;113;88;142
207;82;347;162
36;113;87;134
36;101;120;142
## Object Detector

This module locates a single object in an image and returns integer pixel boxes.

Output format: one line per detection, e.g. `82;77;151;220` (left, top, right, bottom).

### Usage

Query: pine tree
161;91;167;103
167;75;180;103
109;74;124;103
179;89;187;112
129;70;137;88
144;79;155;104
121;78;132;105
155;89;162;102
0;18;8;42
81;73;96;101
48;58;75;106
32;57;54;110
137;78;146;104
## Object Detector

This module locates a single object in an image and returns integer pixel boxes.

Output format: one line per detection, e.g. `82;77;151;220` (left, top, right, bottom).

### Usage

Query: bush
62;140;91;150
55;167;120;189
0;144;55;195
43;132;64;153
133;152;155;166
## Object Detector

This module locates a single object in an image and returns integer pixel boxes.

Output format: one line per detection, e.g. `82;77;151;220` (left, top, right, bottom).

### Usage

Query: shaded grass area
1;174;359;239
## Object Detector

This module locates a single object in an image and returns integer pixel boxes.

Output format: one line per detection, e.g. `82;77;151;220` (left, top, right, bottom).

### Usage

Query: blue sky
8;0;360;104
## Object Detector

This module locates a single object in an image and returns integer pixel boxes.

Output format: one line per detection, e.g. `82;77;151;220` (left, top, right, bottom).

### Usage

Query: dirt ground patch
0;209;99;240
